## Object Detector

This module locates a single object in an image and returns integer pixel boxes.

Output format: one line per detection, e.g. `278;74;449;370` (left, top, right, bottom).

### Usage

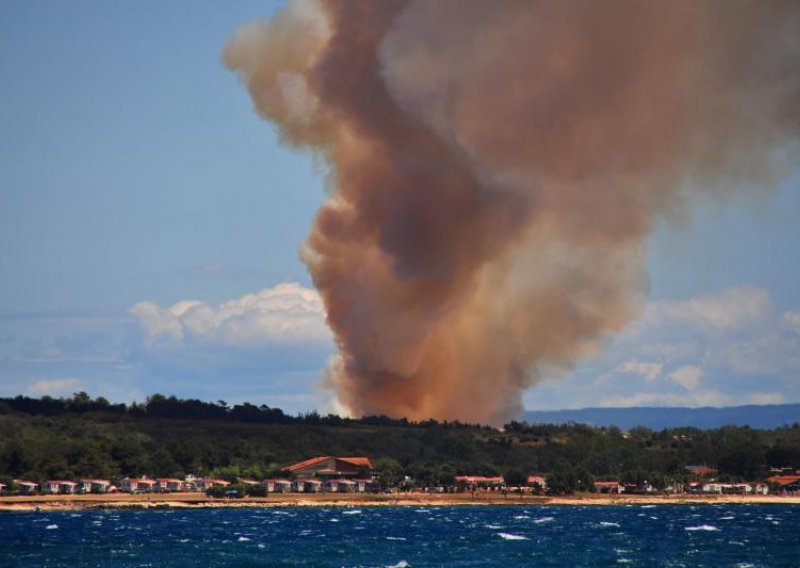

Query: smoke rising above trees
224;0;800;423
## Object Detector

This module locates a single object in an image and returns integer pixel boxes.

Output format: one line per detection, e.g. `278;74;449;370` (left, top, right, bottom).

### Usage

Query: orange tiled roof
285;456;373;472
285;456;331;472
339;457;373;469
766;475;800;486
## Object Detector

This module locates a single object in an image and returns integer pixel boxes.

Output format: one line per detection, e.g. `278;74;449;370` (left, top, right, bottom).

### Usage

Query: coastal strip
1;492;799;512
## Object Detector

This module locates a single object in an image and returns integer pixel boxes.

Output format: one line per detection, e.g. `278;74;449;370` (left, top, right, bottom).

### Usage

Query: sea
0;505;797;567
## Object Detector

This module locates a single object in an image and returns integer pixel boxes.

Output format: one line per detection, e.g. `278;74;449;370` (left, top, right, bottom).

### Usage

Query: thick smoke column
225;0;800;424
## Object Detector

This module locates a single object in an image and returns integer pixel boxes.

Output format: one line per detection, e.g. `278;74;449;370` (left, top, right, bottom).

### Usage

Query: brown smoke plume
225;0;800;424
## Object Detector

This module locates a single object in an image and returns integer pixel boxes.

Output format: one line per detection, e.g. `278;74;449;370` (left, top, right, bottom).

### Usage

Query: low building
199;479;231;491
766;475;800;492
41;480;78;494
264;479;292;493
594;481;623;494
353;479;375;493
156;478;185;492
284;456;374;479
78;479;111;494
324;479;356;493
527;476;547;492
455;476;505;490
120;478;157;493
296;479;323;493
14;480;37;495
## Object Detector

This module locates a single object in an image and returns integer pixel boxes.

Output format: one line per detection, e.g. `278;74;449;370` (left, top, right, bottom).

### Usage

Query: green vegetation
0;393;798;493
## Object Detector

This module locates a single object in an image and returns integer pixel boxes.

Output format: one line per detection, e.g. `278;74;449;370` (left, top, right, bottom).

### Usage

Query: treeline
0;393;487;429
0;393;799;489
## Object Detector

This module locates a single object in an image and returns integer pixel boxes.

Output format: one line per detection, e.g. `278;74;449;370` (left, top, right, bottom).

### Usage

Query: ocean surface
0;505;797;567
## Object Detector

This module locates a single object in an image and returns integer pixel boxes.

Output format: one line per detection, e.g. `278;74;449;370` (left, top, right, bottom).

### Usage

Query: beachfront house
14;480;38;495
198;479;231;491
324;479;356;493
264;479;292;493
527;475;547;493
120;478;157;493
594;481;623;494
353;479;375;493
300;479;323;493
41;480;78;494
284;456;374;479
455;476;506;491
155;478;185;492
78;479;111;494
766;475;800;493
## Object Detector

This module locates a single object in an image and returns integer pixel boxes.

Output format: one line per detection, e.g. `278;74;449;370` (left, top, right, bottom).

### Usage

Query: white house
264;479;292;493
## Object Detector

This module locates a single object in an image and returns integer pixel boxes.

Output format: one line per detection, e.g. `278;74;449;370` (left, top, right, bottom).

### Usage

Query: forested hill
522;404;800;430
1;394;799;487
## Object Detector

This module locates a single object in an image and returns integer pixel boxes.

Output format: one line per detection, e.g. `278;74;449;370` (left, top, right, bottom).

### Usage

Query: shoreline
1;492;799;511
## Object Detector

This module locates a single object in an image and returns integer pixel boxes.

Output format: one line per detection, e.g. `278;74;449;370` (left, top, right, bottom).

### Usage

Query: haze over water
1;505;797;567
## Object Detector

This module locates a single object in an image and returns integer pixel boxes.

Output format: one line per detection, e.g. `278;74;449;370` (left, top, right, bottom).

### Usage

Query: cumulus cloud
542;284;800;411
667;365;703;391
643;285;770;334
130;283;332;350
616;360;663;382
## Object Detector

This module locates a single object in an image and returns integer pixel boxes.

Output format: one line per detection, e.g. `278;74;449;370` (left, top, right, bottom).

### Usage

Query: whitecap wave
533;517;554;524
497;532;529;541
685;525;720;532
46;524;58;530
599;522;620;527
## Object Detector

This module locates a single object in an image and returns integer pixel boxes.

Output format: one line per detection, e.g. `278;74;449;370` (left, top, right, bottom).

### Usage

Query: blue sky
1;1;799;414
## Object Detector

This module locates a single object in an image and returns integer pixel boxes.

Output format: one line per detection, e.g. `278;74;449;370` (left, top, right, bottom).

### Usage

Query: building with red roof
284;456;374;478
594;481;623;494
766;475;800;488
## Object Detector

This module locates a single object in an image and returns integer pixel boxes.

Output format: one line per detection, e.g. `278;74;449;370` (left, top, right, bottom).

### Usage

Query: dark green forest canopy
0;394;798;486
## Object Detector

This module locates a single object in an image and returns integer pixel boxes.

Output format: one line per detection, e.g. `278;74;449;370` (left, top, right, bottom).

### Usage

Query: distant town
4;455;799;499
1;394;799;502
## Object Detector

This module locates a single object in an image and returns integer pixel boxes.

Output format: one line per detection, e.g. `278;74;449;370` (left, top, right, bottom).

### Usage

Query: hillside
0;394;799;488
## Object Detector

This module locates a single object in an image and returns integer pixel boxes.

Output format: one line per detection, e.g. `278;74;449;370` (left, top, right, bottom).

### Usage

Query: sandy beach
1;492;798;512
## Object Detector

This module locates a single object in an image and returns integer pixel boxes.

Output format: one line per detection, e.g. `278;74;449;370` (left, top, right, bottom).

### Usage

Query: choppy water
0;505;797;567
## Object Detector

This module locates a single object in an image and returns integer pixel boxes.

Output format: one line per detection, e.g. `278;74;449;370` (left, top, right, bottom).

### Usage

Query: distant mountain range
521;404;800;430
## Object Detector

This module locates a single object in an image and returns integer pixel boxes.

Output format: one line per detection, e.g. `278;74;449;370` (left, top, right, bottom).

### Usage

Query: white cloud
645;285;770;334
782;310;800;333
616;360;663;382
131;283;332;350
597;389;732;408
745;392;786;405
26;378;84;397
667;365;703;391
